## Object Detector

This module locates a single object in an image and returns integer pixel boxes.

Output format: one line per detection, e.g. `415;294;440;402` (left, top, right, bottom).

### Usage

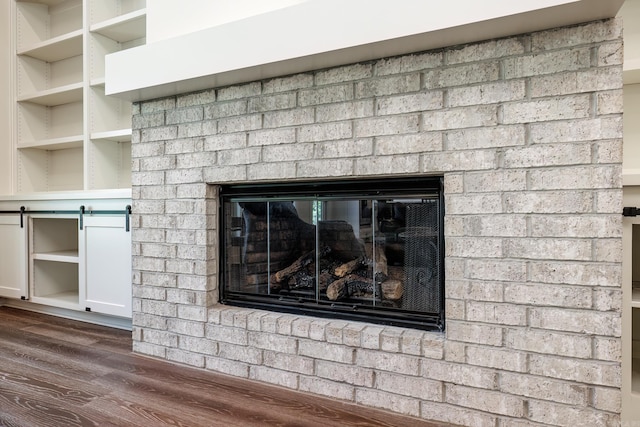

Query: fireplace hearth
221;177;444;330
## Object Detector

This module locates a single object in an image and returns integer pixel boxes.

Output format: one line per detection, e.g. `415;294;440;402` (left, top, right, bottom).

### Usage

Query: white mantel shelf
105;0;624;102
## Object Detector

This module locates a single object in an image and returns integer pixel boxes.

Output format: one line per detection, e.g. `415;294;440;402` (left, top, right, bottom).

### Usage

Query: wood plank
0;307;456;427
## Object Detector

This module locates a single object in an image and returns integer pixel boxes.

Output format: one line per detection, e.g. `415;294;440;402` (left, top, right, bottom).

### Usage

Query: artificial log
381;279;403;300
326;274;375;301
272;247;331;283
333;256;364;278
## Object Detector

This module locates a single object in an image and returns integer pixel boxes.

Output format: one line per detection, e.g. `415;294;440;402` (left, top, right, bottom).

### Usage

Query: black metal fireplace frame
219;177;445;331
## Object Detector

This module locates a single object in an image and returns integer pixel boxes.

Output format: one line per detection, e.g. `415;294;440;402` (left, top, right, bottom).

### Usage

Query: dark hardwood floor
0;307;455;427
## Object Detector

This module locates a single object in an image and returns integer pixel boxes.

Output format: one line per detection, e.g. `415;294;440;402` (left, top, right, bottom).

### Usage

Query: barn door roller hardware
623;207;640;217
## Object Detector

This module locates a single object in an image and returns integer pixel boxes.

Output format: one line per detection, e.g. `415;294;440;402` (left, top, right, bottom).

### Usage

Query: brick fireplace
130;19;623;426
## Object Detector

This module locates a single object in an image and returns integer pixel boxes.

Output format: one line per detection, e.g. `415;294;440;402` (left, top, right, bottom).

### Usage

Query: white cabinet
12;0;145;193
81;215;132;317
0;215;28;299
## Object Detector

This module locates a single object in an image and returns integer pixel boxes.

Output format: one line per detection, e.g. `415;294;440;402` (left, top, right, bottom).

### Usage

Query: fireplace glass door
221;178;444;330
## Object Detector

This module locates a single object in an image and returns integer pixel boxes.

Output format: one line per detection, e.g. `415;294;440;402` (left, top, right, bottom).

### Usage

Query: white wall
0;1;12;195
146;0;307;43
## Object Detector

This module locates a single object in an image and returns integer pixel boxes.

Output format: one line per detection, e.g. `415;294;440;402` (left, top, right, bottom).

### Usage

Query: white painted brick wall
129;19;624;426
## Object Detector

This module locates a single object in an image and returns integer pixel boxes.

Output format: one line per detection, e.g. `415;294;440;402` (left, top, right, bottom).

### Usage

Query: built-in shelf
33;250;79;263
91;129;132;143
16;0;69;6
17;30;83;62
18;82;83;106
18;135;84;150
90;9;146;42
633;288;640;308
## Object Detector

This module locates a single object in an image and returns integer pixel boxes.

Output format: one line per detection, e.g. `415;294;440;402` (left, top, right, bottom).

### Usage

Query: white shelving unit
29;216;80;310
13;0;144;193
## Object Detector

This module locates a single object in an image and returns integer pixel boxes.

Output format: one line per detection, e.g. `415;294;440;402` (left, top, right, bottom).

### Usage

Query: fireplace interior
221;178;444;330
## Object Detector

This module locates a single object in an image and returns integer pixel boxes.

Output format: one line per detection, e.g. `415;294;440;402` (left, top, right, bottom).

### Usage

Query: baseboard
0;299;132;331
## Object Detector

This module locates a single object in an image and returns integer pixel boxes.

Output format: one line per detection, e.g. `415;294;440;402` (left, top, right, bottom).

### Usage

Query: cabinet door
0;215;28;299
81;216;131;317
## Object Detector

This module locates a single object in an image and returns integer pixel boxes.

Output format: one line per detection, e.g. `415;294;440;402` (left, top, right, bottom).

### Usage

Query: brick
504;283;592;308
376;51;442;75
445;237;503;258
376;91;443;115
466;259;527;282
166;106;204;125
597;89;623;115
530;117;622;143
354;115;420;137
248;93;296;112
298;84;354;106
298;340;354;363
217;114;262;133
296;158;353;178
263;108;314;128
466;345;527;372
446;194;502;215
133;312;167;330
217;342;262;364
593;288;622;312
421;360;497;389
262;143;313;162
500;372;588;405
420;402;497;427
133;112;165;129
356;349;420;375
446;384;525;417
423;105;498;131
422;150;497;172
206;357;249;378
446;280;503;303
528;400;618;426
248;128;295;146
176;89;216;107
249;365;298;389
446;125;526;150
262;74;313;93
178;336;217;355
141;97;176;113
504;237;592;261
530;67;622;98
529;261;621;287
530;165;620;190
448;80;526;107
263;350;314;374
446;38;526;64
217;147;261;165
529;306;621;336
299;376;355;401
142;329;178;347
316;360;374;387
503;48;591;79
464;170;527;193
141;126;178;142
530;215;621;238
531;19;622;51
462;215;527;237
424;62;500;89
205;324;247;345
466;301;526;326
247;162;296;180
133;341;166;358
592;386;621;412
355;74;421;98
502;95;591;124
376;372;442;401
217;82;261;101
315;100;374;122
204;100;247;119
355;388;420;417
506;328;591;358
298;122;352;142
354;154;420;176
598;41;623;66
315;63;373;85
594;238;622;263
504;191;593;214
315;138;373;159
446;320;503;349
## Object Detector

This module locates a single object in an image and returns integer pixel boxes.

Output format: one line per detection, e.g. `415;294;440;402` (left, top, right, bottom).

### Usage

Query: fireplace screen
220;178;444;331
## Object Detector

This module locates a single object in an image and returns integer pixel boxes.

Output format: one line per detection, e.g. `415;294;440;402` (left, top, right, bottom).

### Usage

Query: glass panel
222;178;444;330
